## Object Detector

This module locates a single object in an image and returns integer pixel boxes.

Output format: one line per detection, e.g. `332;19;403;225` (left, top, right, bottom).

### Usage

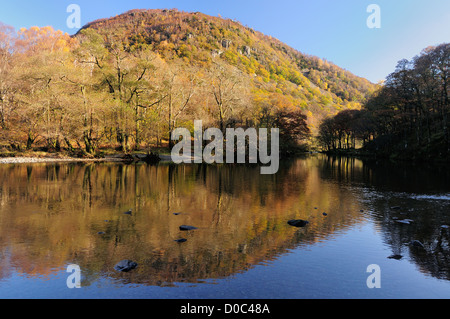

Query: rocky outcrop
221;39;232;49
242;46;251;57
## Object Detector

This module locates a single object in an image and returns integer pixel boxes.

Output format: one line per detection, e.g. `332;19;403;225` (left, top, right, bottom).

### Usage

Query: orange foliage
16;26;77;53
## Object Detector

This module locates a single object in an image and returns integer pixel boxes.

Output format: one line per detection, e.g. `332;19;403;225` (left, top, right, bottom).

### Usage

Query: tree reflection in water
0;155;448;287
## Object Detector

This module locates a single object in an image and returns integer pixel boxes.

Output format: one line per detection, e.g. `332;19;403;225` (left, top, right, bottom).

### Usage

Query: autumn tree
160;61;198;148
11;26;77;150
207;61;251;132
0;23;16;130
76;29;162;152
274;108;310;154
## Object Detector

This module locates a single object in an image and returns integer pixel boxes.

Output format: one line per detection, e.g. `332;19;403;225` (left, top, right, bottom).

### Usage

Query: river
0;155;449;299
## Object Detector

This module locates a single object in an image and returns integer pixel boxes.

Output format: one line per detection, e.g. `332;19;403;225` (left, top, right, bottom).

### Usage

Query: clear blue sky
1;0;449;83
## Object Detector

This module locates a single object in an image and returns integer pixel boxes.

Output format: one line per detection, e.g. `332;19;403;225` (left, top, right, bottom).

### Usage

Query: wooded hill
0;9;377;156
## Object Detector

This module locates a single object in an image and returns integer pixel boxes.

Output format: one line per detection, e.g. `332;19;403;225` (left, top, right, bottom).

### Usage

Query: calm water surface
0;155;449;299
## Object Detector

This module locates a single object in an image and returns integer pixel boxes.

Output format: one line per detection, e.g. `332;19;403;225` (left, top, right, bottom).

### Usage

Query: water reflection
0;155;448;290
319;156;450;281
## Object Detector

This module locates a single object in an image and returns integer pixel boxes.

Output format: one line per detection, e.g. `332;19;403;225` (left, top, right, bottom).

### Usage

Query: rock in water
388;254;403;260
410;240;425;248
288;220;309;228
179;225;198;231
142;152;161;164
122;154;135;162
114;260;138;272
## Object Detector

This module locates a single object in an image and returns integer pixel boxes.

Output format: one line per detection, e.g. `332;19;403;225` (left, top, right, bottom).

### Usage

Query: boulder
180;225;198;231
211;49;223;58
396;219;413;225
388;254;403;260
222;39;232;49
142;152;161;164
114;260;138;272
242;46;251;56
122;154;135;162
410;240;425;248
288;220;309;228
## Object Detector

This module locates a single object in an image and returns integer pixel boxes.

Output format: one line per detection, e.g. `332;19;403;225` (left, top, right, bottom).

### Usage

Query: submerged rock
114;260;138;272
410;240;425;248
179;225;198;231
396;219;414;225
288;220;309;228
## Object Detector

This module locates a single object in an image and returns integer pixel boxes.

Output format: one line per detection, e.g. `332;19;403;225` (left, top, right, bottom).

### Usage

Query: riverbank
0;151;173;164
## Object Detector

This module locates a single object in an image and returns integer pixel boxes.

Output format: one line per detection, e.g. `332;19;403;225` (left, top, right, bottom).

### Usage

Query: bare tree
207;61;250;132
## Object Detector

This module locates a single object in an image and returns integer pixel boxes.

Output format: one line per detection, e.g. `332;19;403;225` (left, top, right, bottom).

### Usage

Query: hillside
77;9;377;133
0;9;377;156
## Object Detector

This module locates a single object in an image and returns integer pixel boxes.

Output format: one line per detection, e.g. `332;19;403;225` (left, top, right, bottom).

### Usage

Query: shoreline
0;154;174;164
